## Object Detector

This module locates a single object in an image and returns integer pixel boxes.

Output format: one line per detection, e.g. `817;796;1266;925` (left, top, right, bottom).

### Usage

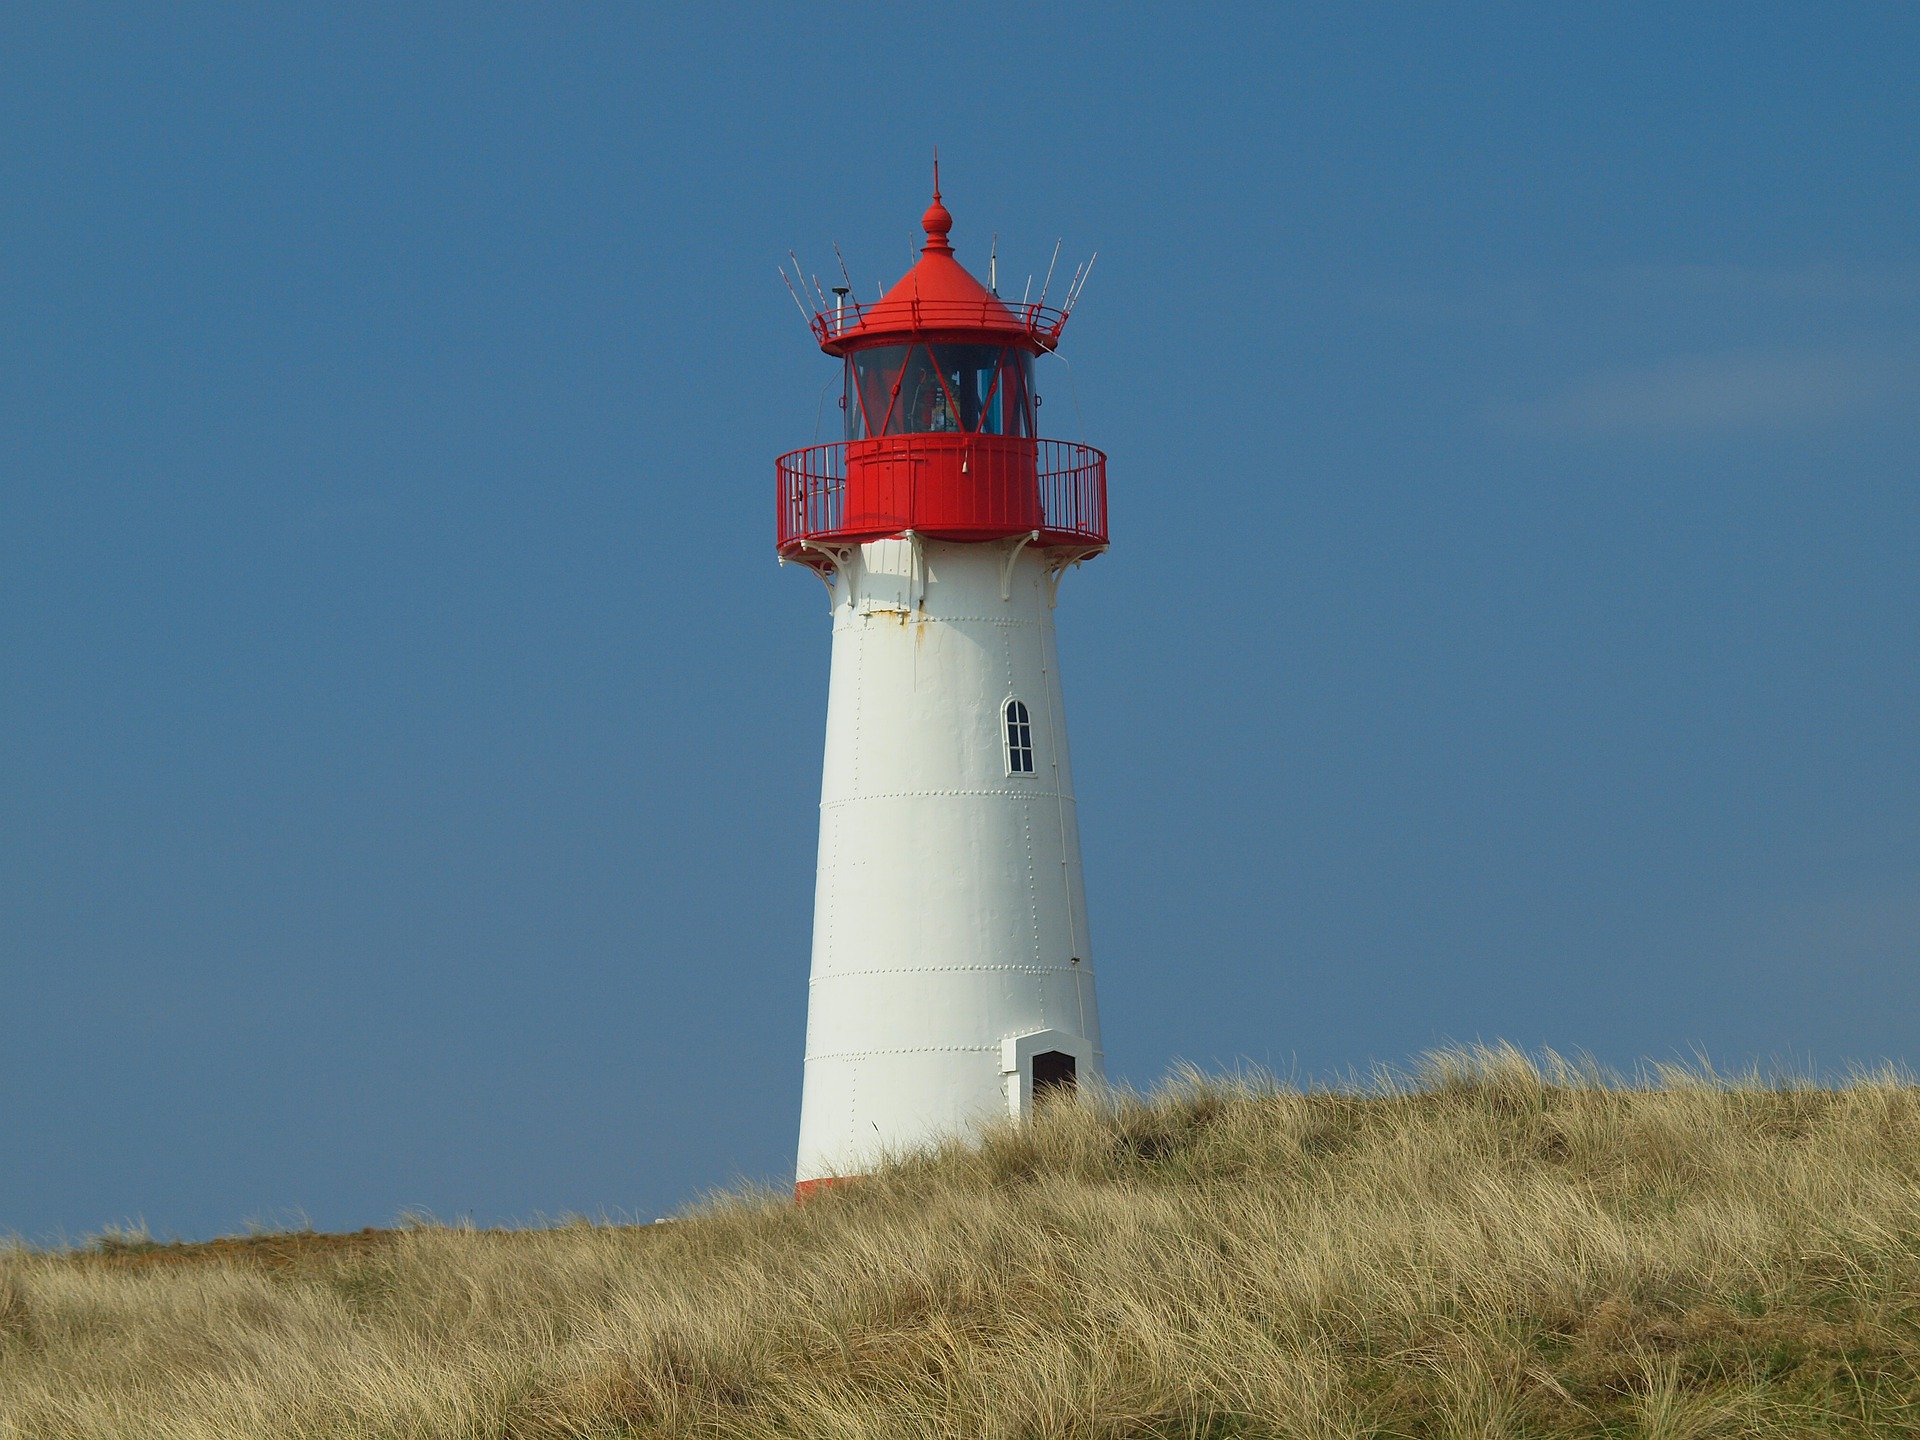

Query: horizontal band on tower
837;614;1045;628
804;1044;1001;1062
821;787;1073;808
810;963;1095;983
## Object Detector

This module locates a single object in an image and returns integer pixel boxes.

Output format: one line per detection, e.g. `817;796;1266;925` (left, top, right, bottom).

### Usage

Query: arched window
1003;698;1034;774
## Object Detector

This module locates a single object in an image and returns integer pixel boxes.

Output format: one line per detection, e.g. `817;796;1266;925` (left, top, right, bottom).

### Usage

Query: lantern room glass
846;344;1035;440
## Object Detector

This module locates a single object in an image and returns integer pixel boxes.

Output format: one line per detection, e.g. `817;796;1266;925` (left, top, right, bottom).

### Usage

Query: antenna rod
1037;239;1062;309
833;242;854;292
779;267;814;325
788;252;818;314
989;232;998;296
1065;251;1099;314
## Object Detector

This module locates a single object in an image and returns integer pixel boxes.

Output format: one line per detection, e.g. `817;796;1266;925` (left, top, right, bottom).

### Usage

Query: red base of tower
793;1175;860;1203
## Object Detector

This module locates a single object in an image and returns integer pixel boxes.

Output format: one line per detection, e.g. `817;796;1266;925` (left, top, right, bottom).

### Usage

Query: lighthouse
777;178;1107;1192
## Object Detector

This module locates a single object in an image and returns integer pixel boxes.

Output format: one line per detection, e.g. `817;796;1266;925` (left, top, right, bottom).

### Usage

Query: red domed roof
811;186;1073;356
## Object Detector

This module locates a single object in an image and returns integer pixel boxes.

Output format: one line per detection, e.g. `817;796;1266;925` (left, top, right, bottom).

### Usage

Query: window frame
845;343;1037;438
1003;697;1035;776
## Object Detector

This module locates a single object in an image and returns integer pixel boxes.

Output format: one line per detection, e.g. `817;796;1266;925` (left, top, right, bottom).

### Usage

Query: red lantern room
777;181;1107;570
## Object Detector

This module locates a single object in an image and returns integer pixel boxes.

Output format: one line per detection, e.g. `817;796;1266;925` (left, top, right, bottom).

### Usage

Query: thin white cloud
1598;264;1920;308
1733;882;1920;983
1496;346;1919;435
1351;264;1920;329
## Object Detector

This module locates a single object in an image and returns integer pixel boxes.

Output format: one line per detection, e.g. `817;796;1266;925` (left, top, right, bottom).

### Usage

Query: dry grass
8;1045;1920;1437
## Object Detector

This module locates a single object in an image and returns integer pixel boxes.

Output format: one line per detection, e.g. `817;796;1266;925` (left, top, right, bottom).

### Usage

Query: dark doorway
1032;1050;1077;1106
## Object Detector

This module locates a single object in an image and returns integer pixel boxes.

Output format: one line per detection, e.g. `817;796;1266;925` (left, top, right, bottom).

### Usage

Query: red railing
810;297;1072;351
777;438;1107;553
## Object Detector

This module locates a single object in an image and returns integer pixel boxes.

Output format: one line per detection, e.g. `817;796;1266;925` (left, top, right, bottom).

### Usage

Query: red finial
922;150;953;255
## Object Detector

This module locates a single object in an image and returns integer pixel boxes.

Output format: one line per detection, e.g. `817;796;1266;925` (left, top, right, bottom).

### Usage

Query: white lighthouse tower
777;180;1108;1193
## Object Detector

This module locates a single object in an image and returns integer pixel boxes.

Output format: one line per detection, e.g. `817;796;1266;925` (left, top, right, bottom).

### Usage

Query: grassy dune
8;1047;1920;1438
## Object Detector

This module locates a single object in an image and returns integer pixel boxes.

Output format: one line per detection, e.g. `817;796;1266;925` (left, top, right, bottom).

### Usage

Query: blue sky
3;4;1916;1240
